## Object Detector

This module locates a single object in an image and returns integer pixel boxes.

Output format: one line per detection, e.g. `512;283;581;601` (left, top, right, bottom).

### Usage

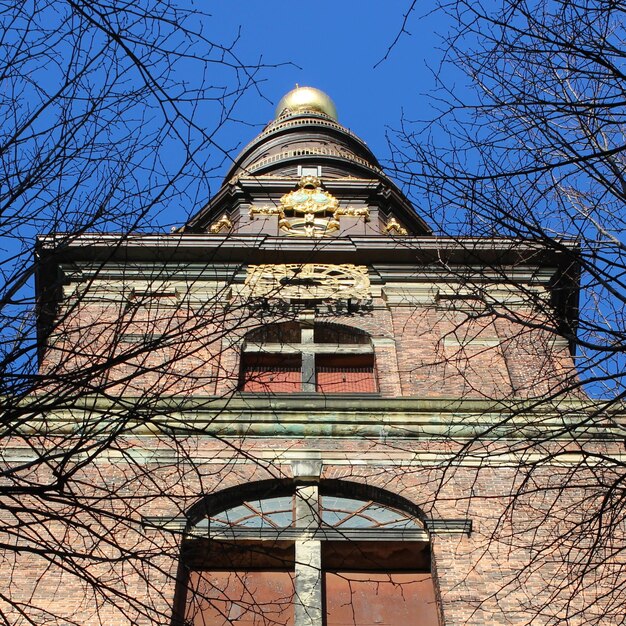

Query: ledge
14;394;626;440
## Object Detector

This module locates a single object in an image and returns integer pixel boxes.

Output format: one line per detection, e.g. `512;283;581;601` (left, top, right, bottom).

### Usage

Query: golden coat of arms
278;176;340;237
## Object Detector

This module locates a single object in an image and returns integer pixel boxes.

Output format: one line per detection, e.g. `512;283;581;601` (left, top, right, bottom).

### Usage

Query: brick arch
313;321;371;340
243;320;373;343
331;313;396;340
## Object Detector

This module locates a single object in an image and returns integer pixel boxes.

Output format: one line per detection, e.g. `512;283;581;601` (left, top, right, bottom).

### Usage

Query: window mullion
294;485;323;626
301;325;316;392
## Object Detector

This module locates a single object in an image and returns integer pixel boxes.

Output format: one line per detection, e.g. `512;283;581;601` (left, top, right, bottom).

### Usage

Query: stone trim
16;396;625;440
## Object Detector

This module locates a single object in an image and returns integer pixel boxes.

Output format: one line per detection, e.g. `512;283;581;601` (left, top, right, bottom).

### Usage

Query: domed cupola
184;86;431;237
275;85;339;119
224;86;386;183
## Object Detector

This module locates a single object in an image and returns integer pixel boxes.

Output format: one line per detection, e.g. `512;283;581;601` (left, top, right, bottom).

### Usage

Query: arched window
180;483;440;626
239;322;378;393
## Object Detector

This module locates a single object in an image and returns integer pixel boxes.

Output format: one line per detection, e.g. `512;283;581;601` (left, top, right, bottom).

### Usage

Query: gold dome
275;86;338;121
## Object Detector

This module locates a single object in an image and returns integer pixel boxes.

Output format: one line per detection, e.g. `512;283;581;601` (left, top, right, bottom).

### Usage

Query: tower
19;87;622;625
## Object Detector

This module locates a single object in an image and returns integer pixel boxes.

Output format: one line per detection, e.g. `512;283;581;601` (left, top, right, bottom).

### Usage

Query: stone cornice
12;395;625;441
37;234;579;321
36;233;579;267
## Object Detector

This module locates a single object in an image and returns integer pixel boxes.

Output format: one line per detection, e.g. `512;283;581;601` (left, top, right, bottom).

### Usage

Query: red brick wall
14;269;595;623
2;435;622;625
43;285;578;401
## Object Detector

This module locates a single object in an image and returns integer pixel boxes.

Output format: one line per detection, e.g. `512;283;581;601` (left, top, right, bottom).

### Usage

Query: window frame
238;322;378;394
181;483;439;626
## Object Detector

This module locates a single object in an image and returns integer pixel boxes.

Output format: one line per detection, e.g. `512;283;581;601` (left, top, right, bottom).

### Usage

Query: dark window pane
240;354;301;392
316;355;377;393
314;324;370;344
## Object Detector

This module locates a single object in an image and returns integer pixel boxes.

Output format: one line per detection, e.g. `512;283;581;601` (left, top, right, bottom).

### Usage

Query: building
17;87;623;625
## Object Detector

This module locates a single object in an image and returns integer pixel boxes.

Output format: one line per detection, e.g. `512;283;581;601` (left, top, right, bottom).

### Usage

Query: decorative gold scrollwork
249;205;283;217
252;176;371;237
334;206;370;220
208;214;233;234
278;176;340;237
384;217;408;236
243;263;371;300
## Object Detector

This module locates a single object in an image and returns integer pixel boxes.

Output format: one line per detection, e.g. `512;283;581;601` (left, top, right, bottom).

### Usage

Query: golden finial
275;86;338;121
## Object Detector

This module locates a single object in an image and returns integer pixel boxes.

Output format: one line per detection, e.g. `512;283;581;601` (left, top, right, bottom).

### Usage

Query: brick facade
4;88;623;625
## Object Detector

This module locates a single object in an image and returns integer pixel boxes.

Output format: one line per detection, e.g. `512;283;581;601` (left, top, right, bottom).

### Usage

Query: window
239;323;377;393
298;165;321;177
181;484;440;626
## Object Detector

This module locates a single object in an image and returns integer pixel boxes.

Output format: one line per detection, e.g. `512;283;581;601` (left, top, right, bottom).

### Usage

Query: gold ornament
334;205;370;220
384;217;408;236
275;86;338;121
249;206;283;217
278;176;341;237
243;264;371;300
208;214;232;234
280;176;339;215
